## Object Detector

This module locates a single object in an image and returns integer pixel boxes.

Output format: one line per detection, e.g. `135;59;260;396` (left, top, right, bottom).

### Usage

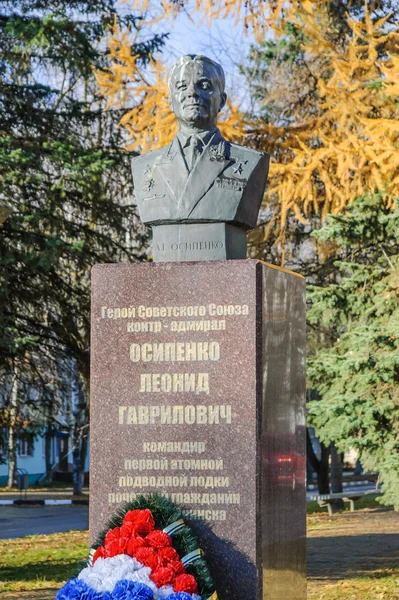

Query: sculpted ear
219;92;227;112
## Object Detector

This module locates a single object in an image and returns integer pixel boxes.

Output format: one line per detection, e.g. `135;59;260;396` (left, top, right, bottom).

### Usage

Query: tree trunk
44;421;54;484
80;423;89;488
317;443;330;495
330;443;344;509
330;444;343;493
306;428;330;494
7;371;19;488
72;432;83;495
72;367;88;496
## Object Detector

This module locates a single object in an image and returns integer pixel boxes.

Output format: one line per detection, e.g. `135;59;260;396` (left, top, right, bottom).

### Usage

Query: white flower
123;566;158;594
156;585;174;598
77;554;203;600
78;554;144;592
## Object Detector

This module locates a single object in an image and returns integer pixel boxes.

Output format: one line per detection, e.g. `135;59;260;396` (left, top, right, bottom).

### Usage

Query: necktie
185;136;201;171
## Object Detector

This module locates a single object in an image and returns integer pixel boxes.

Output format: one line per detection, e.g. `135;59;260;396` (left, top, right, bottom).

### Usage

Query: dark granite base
90;260;306;600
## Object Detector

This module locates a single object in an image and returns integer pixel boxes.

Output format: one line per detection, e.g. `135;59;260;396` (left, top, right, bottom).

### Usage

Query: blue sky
116;2;275;113
159;12;257;111
121;4;259;109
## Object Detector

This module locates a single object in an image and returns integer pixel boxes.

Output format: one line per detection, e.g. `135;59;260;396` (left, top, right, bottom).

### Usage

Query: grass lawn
0;531;88;593
0;483;76;492
1;500;397;599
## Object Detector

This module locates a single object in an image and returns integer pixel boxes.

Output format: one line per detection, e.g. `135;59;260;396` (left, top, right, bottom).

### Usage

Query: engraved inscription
95;298;251;523
156;240;225;253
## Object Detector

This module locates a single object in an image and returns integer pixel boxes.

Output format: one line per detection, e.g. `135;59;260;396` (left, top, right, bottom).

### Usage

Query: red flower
158;547;180;564
134;547;159;571
126;536;149;557
119;523;141;554
174;574;199;594
146;530;172;549
104;527;122;557
92;546;105;564
120;522;135;538
105;527;120;546
104;540;120;558
168;560;185;576
120;519;150;538
150;567;175;587
123;509;155;535
118;537;129;554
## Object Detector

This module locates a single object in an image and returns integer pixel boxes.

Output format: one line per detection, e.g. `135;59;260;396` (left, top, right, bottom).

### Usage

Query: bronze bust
131;54;270;262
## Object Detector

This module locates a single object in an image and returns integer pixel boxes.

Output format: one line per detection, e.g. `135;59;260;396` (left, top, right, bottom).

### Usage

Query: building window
19;436;34;457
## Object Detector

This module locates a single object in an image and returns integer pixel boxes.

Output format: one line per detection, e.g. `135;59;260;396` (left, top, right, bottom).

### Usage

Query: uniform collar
177;127;218;148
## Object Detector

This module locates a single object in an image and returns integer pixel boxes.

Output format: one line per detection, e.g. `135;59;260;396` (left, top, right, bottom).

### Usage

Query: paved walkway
0;488;88;502
0;505;88;539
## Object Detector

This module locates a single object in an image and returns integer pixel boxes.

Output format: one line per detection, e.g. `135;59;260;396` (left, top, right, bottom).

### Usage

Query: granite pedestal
90;260;306;600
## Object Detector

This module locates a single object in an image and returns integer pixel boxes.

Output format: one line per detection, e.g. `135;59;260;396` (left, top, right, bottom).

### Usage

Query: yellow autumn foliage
262;8;399;227
126;1;388;41
129;0;277;40
96;2;399;242
127;0;350;42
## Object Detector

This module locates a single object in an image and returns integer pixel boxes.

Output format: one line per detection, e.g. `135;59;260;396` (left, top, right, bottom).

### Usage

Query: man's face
168;60;227;130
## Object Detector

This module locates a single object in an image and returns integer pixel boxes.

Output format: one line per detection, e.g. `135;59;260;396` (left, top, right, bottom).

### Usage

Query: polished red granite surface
90;260;306;600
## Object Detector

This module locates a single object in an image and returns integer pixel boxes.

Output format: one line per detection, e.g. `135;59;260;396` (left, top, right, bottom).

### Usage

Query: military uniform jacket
131;129;270;230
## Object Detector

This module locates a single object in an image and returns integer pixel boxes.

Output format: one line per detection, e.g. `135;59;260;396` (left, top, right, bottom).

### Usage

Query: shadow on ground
308;530;399;581
0;557;81;585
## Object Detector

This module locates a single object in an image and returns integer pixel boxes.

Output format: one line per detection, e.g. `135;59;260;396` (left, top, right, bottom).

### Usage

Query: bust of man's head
168;54;227;134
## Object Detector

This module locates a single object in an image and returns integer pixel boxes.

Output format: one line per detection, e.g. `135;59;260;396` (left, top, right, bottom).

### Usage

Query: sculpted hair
167;54;226;93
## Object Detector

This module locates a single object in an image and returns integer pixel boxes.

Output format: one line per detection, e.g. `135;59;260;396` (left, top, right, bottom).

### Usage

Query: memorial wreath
56;495;217;600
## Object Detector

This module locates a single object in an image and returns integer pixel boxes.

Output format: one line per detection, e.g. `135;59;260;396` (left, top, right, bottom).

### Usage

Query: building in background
0;359;89;486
